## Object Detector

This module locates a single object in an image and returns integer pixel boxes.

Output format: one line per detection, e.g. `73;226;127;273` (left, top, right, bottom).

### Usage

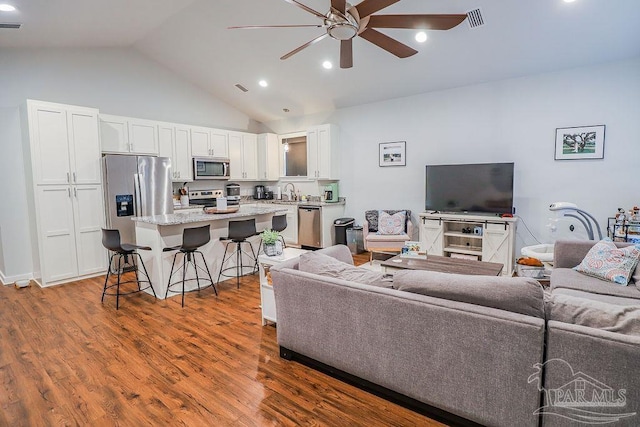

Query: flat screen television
425;162;514;214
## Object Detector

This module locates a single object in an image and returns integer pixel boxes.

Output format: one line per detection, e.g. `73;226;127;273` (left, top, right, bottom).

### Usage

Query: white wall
264;58;640;251
0;47;258;282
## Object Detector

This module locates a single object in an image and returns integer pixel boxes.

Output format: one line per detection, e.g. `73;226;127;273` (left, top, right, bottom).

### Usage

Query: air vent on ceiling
235;84;248;93
0;23;22;29
466;8;484;29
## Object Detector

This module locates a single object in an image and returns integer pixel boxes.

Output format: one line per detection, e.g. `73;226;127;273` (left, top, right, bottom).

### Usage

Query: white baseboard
0;269;34;286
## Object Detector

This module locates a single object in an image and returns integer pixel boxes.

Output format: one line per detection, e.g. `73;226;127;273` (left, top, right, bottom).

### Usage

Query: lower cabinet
271;204;298;245
419;213;517;276
35;184;106;285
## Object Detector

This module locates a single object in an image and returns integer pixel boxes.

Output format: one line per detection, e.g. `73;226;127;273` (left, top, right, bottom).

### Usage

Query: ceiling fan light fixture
415;31;427;43
322;60;333;69
328;22;358;40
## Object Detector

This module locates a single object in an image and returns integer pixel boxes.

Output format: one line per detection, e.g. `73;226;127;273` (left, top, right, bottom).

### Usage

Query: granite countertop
133;205;288;226
242;198;346;207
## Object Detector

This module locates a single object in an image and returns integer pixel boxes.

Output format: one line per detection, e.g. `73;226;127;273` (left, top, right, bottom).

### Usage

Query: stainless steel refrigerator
103;155;174;244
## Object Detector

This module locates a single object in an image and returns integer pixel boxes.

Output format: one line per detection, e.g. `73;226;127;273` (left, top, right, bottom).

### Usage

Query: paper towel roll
216;197;227;210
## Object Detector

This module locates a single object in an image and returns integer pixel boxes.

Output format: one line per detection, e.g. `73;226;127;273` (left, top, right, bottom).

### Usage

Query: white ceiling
2;0;640;123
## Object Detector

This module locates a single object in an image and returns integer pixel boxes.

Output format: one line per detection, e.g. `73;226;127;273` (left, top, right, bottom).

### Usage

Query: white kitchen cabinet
229;132;258;180
191;126;229;158
99;114;158;155
159;122;192;181
257;133;280;181
307;124;339;180
35;185;106;284
27;100;107;287
271;203;298;245
419;212;517;276
320;203;346;247
28;102;101;185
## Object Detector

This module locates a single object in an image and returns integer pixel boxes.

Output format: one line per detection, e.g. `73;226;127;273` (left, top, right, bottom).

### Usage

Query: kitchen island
133;205;288;301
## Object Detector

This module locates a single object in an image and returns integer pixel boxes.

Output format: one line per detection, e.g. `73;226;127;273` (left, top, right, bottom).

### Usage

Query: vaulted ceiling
2;0;639;122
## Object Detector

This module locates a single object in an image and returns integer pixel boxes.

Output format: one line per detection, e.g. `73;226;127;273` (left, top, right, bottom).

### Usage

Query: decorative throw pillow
574;239;640;286
378;210;406;235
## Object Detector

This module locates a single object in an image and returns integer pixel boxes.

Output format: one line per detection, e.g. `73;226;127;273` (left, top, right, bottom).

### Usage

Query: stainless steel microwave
193;158;230;180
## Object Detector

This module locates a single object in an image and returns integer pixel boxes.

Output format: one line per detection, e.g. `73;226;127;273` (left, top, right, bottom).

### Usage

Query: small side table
258;247;309;325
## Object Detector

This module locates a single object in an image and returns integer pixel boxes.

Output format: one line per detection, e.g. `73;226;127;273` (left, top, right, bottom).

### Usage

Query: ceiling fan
229;0;468;69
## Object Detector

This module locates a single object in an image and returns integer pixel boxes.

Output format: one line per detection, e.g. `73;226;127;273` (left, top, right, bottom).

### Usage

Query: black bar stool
217;219;259;288
271;214;288;248
164;224;217;307
101;228;157;310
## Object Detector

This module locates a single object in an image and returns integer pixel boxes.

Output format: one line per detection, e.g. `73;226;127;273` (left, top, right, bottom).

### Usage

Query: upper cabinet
28;101;101;185
229;132;258;180
307;124;339;180
158;122;193;182
191;126;229;158
257;133;280;181
100;114;158;155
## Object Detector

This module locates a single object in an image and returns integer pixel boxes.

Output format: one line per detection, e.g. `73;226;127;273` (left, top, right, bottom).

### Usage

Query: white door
174;126;192;181
210;129;229;158
191;127;211;157
482;223;512;275
242;133;258;180
67;109;101;185
29;105;71;185
257;133;280;180
128;119;158;155
315;125;332;179
228;132;244;180
306;128;319;179
73;185;107;276
99;115;129;153
421;219;444;255
36;185;78;283
158;124;176;179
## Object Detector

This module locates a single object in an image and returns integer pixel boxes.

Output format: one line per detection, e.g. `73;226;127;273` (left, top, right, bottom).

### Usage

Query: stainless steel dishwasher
298;205;322;248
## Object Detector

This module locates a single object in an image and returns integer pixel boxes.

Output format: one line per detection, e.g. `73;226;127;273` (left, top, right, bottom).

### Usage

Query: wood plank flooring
0;252;446;426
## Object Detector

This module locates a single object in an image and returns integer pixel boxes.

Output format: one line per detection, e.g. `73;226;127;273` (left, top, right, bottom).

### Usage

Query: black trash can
334;217;355;245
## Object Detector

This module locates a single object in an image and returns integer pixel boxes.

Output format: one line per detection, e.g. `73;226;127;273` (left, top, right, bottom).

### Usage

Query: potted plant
261;229;283;256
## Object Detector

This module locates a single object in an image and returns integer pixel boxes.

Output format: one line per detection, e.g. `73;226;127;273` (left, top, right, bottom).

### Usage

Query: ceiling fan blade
358;28;417;58
340;39;353;68
355;0;399;18
228;24;324;30
367;14;467;30
331;0;346;15
282;0;327;19
281;33;329;60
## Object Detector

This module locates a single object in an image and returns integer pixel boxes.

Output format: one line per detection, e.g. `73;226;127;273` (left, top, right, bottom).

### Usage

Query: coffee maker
254;185;266;199
324;183;339;203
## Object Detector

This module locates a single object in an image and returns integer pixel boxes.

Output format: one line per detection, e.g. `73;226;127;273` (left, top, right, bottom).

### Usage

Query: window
282;135;307;177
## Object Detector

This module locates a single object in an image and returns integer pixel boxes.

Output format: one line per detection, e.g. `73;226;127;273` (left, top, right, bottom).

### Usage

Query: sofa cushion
552;268;640;300
393;270;545;318
573;239;640;285
546;293;640;336
298;251;393;288
553;288;640;307
378;210;406;235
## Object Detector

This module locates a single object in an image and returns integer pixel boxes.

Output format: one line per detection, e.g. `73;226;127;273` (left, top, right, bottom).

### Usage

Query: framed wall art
554;125;605;160
379;141;406;167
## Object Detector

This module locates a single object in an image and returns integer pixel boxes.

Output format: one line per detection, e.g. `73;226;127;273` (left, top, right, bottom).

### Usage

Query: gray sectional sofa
270;242;640;427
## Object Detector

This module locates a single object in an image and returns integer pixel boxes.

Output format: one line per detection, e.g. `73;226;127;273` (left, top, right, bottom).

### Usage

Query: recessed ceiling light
0;4;16;12
415;31;428;43
258;80;268;88
322;61;333;69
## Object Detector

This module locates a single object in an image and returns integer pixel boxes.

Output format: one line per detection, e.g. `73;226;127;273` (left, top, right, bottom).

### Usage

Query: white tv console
419;212;518;276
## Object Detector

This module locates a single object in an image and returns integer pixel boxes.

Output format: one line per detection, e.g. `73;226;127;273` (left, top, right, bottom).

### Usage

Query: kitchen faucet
283;182;296;201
